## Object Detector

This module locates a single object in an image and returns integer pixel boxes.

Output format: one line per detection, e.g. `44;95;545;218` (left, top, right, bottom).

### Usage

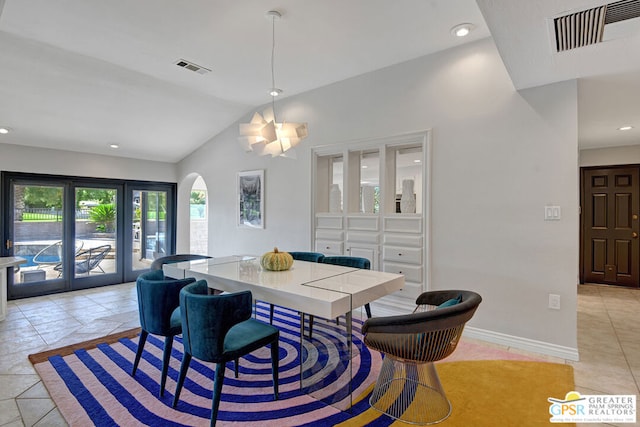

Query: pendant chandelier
238;10;308;158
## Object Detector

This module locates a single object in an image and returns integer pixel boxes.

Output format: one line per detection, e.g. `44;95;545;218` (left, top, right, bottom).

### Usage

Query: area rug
30;304;574;426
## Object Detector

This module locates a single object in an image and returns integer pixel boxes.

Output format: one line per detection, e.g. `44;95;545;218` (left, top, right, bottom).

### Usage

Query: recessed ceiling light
413;159;421;163
269;88;283;97
0;127;11;134
451;23;474;37
109;143;120;149
618;126;633;131
362;165;368;169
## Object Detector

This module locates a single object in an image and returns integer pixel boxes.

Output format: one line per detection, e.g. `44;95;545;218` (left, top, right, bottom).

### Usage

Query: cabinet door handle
398;253;402;256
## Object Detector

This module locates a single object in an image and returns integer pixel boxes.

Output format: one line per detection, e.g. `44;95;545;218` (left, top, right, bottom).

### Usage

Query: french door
126;187;172;283
1;172;176;298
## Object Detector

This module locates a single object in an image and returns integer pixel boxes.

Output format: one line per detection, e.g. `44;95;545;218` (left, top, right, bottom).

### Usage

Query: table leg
299;313;304;389
345;310;353;411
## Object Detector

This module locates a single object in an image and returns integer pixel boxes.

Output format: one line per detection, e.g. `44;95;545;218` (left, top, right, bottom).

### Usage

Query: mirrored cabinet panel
360;150;380;214
315;154;343;213
388;144;423;215
345;149;381;214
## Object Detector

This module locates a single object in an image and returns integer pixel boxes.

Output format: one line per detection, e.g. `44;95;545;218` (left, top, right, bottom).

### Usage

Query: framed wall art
237;170;264;228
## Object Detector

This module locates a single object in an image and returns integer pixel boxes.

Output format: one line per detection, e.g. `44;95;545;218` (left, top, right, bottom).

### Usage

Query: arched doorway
189;175;208;254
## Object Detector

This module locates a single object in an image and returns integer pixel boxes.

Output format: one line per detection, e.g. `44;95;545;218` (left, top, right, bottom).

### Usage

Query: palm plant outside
89;204;116;232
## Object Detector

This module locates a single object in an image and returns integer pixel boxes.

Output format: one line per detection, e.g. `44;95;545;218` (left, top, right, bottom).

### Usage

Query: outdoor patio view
13;185;119;283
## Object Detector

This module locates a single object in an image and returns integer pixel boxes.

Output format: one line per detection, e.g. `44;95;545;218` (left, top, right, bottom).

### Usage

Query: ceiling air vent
605;0;640;24
554;5;606;52
174;59;211;75
554;0;640;52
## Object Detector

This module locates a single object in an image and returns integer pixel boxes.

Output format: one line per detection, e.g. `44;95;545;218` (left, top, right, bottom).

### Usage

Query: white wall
0;143;177;182
580;145;640;167
177;38;579;353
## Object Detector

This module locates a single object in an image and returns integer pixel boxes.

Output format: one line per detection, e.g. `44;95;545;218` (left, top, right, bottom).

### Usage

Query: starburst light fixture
238;10;308;158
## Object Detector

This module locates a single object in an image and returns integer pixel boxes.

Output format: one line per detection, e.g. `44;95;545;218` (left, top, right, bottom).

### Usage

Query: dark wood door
582;167;640;287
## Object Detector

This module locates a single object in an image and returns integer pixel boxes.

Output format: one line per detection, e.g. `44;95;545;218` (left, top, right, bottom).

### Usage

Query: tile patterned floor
0;282;638;426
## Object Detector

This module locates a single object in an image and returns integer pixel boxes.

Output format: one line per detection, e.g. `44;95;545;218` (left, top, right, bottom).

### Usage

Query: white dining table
163;255;404;410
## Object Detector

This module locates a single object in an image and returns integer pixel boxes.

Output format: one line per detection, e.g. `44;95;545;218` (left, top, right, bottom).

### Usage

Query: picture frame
237;170;264;228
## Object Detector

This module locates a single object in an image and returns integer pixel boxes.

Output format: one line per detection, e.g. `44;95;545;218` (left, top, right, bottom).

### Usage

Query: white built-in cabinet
312;131;430;314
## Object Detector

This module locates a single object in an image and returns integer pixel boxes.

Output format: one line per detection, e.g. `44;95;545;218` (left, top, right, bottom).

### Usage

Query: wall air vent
554;0;640;52
174;59;211;75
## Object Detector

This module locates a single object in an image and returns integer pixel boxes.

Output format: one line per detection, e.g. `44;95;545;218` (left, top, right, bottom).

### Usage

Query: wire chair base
369;357;451;425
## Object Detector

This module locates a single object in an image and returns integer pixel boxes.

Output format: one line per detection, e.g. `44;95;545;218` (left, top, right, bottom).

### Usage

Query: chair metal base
369;357;451;425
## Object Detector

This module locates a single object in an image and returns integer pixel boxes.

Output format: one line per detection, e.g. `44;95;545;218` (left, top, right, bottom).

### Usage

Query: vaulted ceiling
0;0;638;161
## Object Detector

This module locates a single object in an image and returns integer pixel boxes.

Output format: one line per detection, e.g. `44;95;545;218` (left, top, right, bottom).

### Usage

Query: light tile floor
0;283;638;426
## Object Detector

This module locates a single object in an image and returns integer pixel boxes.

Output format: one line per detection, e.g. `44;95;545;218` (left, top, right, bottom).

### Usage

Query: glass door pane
75;188;117;277
132;190;167;267
131;190;145;270
9;183;67;295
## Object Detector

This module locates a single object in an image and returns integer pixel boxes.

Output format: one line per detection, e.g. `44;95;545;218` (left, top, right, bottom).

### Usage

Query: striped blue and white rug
33;303;384;426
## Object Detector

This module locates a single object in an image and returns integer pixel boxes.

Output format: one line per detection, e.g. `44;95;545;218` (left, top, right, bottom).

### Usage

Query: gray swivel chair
362;290;482;424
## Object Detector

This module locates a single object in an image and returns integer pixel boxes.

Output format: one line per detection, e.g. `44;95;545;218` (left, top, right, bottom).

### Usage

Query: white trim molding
464;326;580;361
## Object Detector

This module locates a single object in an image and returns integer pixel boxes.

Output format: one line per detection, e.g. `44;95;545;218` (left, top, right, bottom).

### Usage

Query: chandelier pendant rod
237;9;308;158
271;12;277;123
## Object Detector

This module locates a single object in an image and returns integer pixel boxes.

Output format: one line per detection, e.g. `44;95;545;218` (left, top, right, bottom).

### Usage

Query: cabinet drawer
384;233;422;247
346;231;379;244
315;240;343;255
316;215;343;229
383;246;422;264
316;229;344;241
383;262;422;283
346;216;379;231
383;216;422;233
394;282;423;300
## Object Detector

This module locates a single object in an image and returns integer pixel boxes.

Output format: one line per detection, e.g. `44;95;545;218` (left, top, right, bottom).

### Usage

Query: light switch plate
544;205;561;221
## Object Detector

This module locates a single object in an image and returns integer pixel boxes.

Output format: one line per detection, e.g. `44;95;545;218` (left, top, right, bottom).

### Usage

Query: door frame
123;183;177;283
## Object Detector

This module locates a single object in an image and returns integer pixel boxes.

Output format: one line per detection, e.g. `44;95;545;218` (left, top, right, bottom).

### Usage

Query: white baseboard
464;326;580;361
370;298;580;362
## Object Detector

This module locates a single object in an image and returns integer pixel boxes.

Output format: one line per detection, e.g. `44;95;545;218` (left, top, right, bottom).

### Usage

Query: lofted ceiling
477;0;640;150
0;0;638;162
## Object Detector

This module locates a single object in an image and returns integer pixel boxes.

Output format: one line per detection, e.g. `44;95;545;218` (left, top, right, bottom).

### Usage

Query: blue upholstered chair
287;251;326;262
268;251;325;328
131;269;196;397
321;256;373;321
150;253;211;272
172;281;280;426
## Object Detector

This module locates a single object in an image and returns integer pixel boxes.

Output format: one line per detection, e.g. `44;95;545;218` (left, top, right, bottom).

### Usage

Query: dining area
152;252;405;416
118;250;481;426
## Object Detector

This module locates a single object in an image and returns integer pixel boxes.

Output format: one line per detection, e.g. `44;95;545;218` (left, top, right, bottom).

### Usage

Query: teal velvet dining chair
131;269;196;397
172;281;280;427
149;253;211;272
